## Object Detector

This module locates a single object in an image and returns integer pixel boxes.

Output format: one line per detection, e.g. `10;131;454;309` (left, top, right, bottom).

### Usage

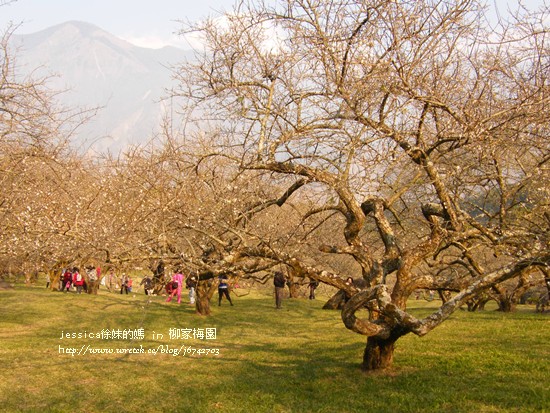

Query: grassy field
0;284;548;413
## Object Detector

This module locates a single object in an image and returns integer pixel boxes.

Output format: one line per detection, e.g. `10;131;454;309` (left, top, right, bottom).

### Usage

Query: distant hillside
10;21;192;154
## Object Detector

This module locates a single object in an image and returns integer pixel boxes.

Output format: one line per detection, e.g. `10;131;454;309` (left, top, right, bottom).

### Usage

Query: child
63;269;72;292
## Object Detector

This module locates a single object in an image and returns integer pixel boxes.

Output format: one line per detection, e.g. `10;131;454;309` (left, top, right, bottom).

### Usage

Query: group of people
59;267;85;294
165;271;232;307
54;266;137;295
274;272;323;309
52;265;328;309
165;270;197;305
98;269;133;294
54;264;198;303
57;266;101;294
119;273;134;294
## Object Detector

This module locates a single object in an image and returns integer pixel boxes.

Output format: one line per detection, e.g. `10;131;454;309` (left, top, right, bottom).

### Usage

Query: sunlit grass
0;285;548;413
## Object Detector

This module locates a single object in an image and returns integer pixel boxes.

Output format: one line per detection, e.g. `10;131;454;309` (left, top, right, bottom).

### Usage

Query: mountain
10;21;192;154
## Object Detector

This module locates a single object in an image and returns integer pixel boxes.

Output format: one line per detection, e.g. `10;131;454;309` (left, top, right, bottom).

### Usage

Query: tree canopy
171;0;550;369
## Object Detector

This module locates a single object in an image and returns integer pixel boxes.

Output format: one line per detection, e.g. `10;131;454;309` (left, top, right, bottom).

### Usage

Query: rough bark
87;280;100;295
362;337;396;371
194;272;221;316
195;282;212;316
287;280;300;298
466;294;491;311
492;286;516;312
322;290;347;310
496;298;516;313
49;269;62;291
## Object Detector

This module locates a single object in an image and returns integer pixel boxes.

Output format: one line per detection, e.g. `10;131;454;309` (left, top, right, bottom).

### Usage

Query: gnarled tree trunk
492;286;516;312
195;285;211;316
322;289;346;309
287;280;300;298
195;278;218;316
466;295;491;311
362;327;409;371
49;269;62;291
496;298;516;312
362;337;397;371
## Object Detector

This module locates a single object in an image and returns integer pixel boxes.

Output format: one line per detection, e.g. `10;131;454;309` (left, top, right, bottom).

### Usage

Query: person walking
120;273;129;294
308;279;319;300
274;271;286;309
218;274;233;306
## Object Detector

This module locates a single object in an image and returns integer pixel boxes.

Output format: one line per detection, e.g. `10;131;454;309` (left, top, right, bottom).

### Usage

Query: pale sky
0;0;244;48
0;0;546;49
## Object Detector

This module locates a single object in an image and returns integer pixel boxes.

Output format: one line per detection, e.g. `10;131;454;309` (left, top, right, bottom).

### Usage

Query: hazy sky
0;0;546;48
0;0;245;48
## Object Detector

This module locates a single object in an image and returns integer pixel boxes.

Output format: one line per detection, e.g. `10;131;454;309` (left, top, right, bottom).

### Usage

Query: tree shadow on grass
2;288;548;413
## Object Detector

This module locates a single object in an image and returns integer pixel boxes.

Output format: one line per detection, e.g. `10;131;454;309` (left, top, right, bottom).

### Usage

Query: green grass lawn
0;285;548;413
